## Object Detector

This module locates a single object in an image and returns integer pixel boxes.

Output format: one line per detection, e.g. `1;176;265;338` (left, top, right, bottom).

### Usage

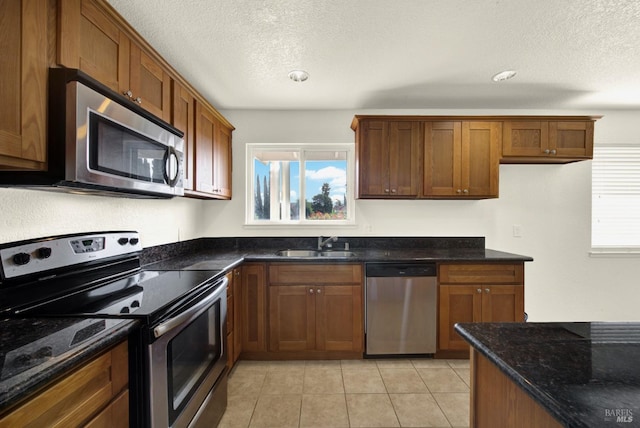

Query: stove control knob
13;252;31;266
129;238;139;245
120;306;130;314
37;247;52;259
118;238;129;245
131;300;140;308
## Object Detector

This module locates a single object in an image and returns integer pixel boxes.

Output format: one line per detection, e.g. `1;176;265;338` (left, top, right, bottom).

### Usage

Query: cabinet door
0;0;48;169
213;123;232;198
462;122;500;198
84;390;129;428
58;0;130;94
194;101;217;195
171;81;195;191
269;285;316;351
128;43;171;122
315;285;363;352
481;286;525;323
358;120;390;197
503;121;549;157
388;121;420;196
438;285;482;351
233;269;243;362
549;121;594;158
241;263;267;352
423;121;461;196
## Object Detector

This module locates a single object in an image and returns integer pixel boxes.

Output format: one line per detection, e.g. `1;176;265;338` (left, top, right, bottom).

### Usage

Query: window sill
243;222;358;229
589;249;640;258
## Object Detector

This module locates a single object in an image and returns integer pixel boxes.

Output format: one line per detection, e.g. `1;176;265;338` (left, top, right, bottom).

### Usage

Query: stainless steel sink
275;249;320;257
275;249;356;258
320;251;356;257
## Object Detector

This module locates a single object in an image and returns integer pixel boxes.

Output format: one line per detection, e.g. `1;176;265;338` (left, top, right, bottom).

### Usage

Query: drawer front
439;263;524;284
269;263;362;285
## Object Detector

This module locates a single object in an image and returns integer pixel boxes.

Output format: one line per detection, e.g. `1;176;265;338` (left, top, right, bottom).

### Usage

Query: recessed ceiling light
492;70;517;82
288;70;309;82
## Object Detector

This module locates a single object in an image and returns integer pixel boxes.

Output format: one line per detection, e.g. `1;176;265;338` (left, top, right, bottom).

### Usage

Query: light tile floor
219;358;470;428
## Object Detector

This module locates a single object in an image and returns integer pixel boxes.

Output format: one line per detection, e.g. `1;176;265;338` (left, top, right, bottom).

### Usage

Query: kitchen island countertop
455;322;640;427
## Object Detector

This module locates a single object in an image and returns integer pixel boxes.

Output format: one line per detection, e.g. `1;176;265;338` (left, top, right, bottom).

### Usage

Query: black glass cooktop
7;270;222;324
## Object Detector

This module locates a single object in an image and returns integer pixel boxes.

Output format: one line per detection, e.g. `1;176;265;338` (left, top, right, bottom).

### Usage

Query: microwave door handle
163;147;180;187
153;277;228;339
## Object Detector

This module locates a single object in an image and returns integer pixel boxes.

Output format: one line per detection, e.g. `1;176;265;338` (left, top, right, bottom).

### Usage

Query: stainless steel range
0;231;227;428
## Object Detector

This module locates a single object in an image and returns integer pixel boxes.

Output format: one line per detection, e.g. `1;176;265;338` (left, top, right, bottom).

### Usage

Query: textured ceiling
106;0;640;111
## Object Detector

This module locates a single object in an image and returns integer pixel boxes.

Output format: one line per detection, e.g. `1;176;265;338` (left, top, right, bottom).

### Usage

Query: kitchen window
591;145;640;254
246;144;355;225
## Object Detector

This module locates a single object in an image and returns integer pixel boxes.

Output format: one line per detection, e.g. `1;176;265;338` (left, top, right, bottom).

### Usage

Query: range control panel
0;232;142;281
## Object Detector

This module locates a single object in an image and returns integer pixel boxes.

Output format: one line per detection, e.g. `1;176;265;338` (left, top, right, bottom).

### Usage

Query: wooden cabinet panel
269;285;316;351
356;120;420;198
269;263;362;285
0;340;128;427
172;81;195;191
502;119;595;162
58;0;130;93
84;390;129;428
233;268;243;362
438;263;525;354
439;263;524;284
241;263;267;352
129;43;171;121
423;121;500;198
0;0;48;169
194;101;232;199
316;285;363;352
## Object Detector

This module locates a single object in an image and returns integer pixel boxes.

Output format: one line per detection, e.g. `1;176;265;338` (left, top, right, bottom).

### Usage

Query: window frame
590;144;640;257
245;143;356;226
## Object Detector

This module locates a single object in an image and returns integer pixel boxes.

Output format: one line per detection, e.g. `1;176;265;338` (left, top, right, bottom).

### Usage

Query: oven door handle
153;276;227;339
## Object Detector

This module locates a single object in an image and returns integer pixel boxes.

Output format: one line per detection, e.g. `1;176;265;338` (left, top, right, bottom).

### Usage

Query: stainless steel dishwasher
365;262;437;356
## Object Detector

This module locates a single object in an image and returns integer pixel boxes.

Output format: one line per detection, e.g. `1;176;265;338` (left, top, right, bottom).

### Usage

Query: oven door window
88;112;169;184
166;300;222;425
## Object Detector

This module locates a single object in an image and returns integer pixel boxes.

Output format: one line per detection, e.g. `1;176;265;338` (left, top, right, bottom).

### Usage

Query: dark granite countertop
455;322;640;428
0;317;138;412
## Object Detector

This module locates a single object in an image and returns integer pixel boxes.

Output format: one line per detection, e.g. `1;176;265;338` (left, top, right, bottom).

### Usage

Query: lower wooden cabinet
438;263;524;353
241;263;267;353
226;268;243;370
0;340;128;427
268;263;363;355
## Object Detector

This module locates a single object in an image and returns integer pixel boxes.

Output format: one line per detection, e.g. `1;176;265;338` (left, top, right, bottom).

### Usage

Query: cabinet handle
550;149;557;155
384;189;390;193
309;288;314;294
477;288;482;293
134;97;142;104
316;289;322;294
463;189;469;194
456;189;462;194
391;189;397;193
123;90;133;98
543;149;550;154
485;288;490;293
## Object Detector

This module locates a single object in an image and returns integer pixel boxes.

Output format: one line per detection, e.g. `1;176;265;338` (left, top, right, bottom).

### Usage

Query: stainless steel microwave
0;68;184;198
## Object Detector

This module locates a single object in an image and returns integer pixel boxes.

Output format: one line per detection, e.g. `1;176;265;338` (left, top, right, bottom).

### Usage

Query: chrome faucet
318;236;338;250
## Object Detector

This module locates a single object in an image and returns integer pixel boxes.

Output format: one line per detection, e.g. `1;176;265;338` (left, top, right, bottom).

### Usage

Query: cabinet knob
550;149;557;155
544;149;550;154
123;90;133;98
134;97;142;104
463;189;469;194
456;189;462;194
316;288;322;294
485;288;490;293
391;189;397;193
309;288;314;294
477;288;482;293
384;189;390;193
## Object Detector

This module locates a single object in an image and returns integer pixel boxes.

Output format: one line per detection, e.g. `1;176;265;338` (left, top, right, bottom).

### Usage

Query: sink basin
275;249;320;257
320;251;356;257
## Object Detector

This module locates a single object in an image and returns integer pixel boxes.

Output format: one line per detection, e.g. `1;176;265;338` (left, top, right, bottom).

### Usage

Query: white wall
1;108;638;322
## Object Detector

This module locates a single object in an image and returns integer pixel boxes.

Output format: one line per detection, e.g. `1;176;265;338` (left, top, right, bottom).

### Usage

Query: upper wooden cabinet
193;101;233;199
58;0;171;121
0;0;49;170
502;118;598;163
354;119;421;198
423;121;501;198
171;81;195;191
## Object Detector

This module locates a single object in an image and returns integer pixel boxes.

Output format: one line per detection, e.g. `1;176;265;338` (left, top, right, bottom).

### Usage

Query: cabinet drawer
0;340;128;427
269;263;362;285
439;263;523;284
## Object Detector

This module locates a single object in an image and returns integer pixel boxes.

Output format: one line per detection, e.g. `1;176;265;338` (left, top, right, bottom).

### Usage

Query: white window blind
592;145;640;250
